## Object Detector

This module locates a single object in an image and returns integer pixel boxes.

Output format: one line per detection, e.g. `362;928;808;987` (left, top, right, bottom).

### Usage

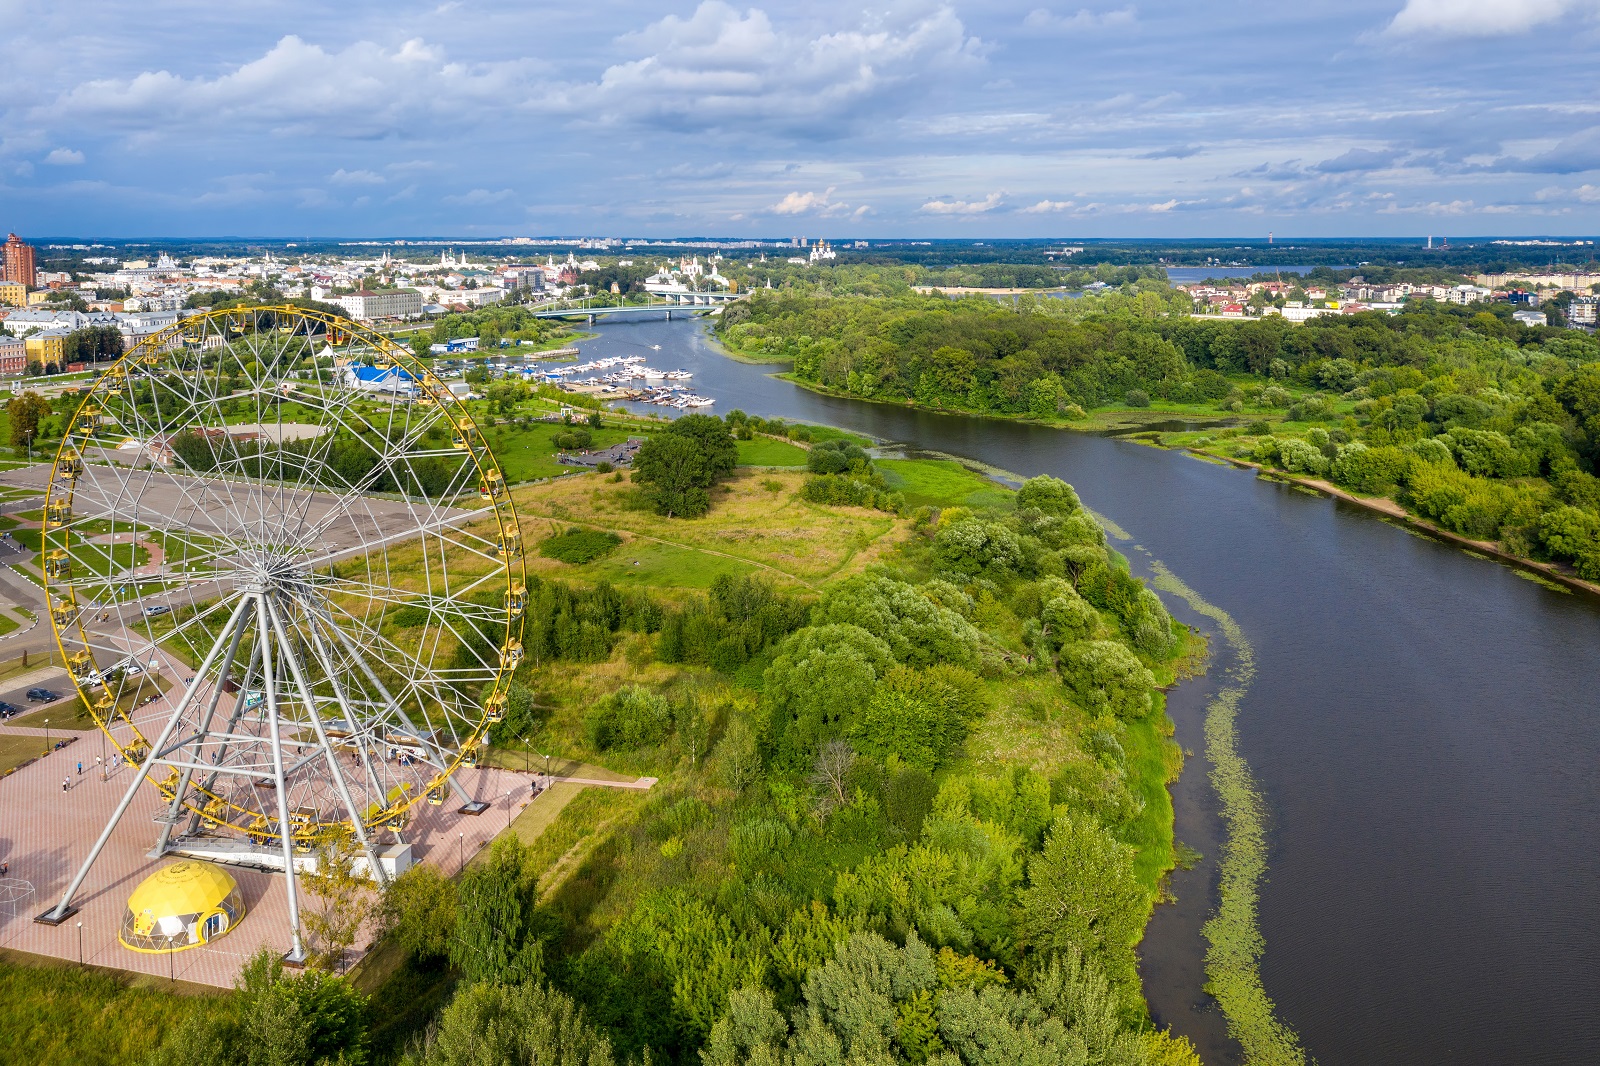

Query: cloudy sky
3;0;1599;237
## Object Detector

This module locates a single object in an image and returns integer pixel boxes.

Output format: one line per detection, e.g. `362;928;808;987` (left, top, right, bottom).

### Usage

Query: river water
571;314;1600;1066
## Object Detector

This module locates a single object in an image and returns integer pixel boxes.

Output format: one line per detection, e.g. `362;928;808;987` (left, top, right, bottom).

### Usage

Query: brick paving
0;722;536;987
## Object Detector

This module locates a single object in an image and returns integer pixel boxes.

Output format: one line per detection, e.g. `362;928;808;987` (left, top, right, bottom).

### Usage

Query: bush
1058;640;1155;720
933;517;1024;575
1124;389;1150;408
538;528;622;564
1330;442;1411;494
585;686;674;750
553;427;594;450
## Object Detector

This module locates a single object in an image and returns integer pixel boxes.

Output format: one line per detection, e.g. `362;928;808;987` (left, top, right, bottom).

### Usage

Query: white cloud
770;188;834;215
921;192;1004;214
768;187;864;217
44;147;84;165
576;2;984;133
329;168;384;185
46;35;538;138
1386;0;1599;37
1021;199;1076;213
1022;6;1137;32
444;187;514;205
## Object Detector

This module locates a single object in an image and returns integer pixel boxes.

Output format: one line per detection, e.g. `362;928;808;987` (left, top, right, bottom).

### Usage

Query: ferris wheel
34;306;525;959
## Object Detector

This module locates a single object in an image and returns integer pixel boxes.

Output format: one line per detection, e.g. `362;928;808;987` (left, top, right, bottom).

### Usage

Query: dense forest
126;470;1203;1066
719;290;1600;581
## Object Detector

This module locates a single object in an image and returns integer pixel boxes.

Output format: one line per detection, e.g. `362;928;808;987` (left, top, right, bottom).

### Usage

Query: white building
1512;309;1547;327
337;289;422;321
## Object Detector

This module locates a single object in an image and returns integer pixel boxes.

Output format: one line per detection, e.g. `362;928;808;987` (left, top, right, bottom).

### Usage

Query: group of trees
723;284;1600;581
124;464;1194;1066
799;438;905;512
538;475;1190;1063
632;414;739;518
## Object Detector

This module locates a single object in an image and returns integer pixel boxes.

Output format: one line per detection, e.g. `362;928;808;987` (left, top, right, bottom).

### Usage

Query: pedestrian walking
61;777;69;793
77;761;82;775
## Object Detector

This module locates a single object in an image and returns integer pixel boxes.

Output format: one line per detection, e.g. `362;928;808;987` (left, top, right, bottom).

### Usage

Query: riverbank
1190;449;1600;599
753;360;1599;599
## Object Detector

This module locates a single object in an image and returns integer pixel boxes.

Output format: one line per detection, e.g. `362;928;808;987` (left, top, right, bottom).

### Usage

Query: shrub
553;427;594;450
585;686;674;750
1058;640;1155;720
1330;442;1411;494
933;517;1024;575
1124;389;1150;408
538;528;622;564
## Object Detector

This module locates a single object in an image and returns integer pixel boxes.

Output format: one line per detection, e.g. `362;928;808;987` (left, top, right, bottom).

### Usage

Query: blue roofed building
341;364;420;395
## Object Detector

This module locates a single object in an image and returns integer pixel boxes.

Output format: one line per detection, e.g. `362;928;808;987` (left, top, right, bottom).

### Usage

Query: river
564;314;1600;1066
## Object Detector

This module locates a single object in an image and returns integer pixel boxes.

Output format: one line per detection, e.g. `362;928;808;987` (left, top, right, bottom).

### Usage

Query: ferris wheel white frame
32;306;527;962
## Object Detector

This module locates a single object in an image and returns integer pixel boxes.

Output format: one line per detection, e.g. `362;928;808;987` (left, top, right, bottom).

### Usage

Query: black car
0;702;18;718
25;688;60;703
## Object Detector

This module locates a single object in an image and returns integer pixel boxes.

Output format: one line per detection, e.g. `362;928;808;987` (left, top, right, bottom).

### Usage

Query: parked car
26;688;60;703
142;604;172;617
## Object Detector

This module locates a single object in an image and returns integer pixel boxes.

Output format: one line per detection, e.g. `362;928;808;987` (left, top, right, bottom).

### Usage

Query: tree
633;415;739;518
381;863;457;963
633;433;713;518
417;981;614;1066
1020;815;1146;989
238;950;370;1066
7;391;51;450
1015;475;1082;516
299;832;378;971
808;739;857;813
450;835;544;986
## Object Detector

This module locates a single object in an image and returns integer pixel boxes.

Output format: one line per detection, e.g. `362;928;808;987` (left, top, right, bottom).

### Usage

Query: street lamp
43;717;49;756
76;921;83;966
458;831;464;872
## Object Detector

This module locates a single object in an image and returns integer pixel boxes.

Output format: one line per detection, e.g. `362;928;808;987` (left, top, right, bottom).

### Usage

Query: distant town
2;229;1597;385
0;231;851;378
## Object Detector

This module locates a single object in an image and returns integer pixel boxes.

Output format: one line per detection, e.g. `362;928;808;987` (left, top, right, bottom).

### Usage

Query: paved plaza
0;719;536;987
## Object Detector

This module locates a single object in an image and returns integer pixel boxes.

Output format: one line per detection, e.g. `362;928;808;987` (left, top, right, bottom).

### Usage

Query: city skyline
3;0;1600;237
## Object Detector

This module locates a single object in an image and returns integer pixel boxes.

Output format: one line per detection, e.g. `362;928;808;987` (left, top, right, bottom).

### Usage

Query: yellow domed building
119;860;246;953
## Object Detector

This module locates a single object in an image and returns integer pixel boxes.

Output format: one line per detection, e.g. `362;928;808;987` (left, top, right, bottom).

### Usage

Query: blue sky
3;0;1599;238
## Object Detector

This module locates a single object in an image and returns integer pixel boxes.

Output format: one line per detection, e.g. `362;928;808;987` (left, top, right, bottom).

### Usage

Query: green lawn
569;539;755;589
0;955;215;1066
481;422;637;483
877;458;1014;509
736;437;808;467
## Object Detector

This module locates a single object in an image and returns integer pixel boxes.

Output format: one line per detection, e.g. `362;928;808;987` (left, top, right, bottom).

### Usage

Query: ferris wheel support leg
36;595;254;926
155;611;249;854
265;598;389;888
325;619;475;805
302;621;388;847
188;640;263;836
257;593;307;965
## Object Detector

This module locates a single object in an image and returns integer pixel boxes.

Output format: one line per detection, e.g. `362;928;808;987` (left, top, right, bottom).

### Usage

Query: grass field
877;458;1014;509
0;732;54;775
570;539;756;589
513;468;902;590
481;422;637;483
735;437;808;467
0;955;215;1066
